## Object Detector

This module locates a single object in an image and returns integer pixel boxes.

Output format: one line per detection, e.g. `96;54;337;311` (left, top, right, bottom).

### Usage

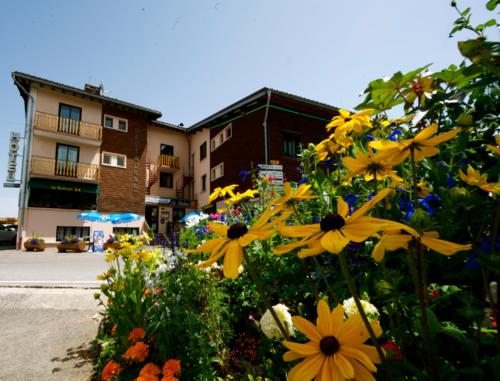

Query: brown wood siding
98;106;148;214
210;109;267;191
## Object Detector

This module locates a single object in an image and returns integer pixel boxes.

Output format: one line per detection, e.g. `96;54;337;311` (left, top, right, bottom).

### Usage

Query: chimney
84;83;103;95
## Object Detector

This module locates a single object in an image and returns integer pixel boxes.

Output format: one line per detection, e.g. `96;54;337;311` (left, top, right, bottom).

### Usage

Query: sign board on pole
5;132;20;185
257;163;284;186
257;164;283;171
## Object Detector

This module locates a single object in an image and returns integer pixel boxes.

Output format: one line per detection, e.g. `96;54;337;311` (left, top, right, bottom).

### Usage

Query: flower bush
95;3;499;380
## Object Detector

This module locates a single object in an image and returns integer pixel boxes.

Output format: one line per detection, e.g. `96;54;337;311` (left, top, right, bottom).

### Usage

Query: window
113;227;139;236
210;124;232;151
29;188;96;210
160;144;174;156
160;172;173;188
200;142;207;160
201;174;207;192
102;152;126;168
283;132;301;157
55;144;79;177
103;114;128;132
210;162;224;181
56;226;90;241
58;103;81;134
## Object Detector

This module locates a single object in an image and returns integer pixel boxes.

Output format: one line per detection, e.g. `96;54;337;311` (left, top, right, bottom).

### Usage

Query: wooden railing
157;154;180;169
30;156;99;181
34;111;102;140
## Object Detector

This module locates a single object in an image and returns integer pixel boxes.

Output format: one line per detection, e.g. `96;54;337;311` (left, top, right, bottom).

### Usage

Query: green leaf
486;0;498;11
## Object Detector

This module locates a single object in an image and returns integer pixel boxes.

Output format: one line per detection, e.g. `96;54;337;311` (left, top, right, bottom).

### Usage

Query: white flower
342;297;380;320
260;303;295;340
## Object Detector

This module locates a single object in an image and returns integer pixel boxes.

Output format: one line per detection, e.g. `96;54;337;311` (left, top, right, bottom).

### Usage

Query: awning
29;178;99;194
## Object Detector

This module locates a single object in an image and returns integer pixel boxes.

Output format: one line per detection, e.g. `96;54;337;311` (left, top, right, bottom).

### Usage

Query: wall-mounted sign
145;195;190;207
5;132;20;185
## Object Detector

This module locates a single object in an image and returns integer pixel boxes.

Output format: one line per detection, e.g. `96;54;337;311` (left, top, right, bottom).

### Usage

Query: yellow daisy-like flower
274;189;417;257
326;109;373;138
272;183;318;212
402;76;434;106
315;138;341;161
208;184;238;204
283;299;382;381
369;124;460;165
187;208;289;279
380;115;413;128
486;136;500;156
342;150;403;182
371;229;472;262
225;189;259;205
459;165;500;194
371;230;413;262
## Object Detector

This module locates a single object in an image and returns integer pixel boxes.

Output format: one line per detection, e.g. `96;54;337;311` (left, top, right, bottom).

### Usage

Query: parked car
0;224;17;244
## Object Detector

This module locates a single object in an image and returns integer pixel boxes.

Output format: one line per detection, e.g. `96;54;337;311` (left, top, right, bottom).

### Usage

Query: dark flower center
320;213;345;232
320;336;340;356
344;117;352;122
227;223;248;239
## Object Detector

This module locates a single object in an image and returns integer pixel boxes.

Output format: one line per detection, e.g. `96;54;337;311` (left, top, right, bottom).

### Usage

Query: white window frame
210;162;224;181
210;123;232;152
102;151;127;168
103;114;128;132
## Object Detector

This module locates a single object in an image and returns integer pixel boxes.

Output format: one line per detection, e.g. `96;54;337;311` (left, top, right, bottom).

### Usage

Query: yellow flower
486;136;500;156
369;124;460;165
459;165;500;194
274;189;417;257
315;138;340;160
420;231;472;255
326;109;373;138
187;208;289;279
342;150;403;182
381;115;413;128
272;183;318;212
402;76;434;106
208;184;238;204
282;299;381;381
417;180;432;197
225;189;259;205
371;230;413;262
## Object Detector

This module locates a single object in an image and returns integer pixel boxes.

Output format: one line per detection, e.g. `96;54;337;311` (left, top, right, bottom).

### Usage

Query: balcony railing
157;154;180;169
30;156;99;181
34;111;102;140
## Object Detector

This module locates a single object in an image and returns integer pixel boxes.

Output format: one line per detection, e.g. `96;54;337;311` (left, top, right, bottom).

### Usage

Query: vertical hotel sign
4;132;21;187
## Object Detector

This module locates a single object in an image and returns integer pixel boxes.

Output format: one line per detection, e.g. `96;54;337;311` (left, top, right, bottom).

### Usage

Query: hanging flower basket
24;238;46;252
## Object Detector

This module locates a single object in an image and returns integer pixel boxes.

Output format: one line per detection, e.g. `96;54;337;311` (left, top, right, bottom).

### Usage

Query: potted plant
103;235;122;250
57;236;87;253
24;235;46;252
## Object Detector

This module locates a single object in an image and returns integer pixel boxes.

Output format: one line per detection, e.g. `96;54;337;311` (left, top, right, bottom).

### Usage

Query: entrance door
145;206;159;235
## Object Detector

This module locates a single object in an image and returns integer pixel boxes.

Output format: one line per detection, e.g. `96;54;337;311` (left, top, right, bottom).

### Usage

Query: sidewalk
0;249;107;380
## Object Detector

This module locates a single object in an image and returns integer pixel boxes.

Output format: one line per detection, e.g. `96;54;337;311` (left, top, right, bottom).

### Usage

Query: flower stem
243;251;290;340
413;240;438;381
410;147;418;202
338;252;385;362
312;256;340;304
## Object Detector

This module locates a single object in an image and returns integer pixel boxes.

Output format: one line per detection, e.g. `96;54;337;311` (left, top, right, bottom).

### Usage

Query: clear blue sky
0;0;493;217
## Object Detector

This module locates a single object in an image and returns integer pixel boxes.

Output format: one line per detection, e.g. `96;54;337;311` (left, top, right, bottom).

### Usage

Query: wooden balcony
157;154;180;170
30;156;99;182
34;111;102;141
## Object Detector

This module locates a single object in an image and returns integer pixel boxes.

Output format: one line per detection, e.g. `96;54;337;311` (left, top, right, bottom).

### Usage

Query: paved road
0;249;109;381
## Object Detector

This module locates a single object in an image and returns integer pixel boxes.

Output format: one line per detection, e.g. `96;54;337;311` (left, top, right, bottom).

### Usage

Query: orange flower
129;327;146;342
162;359;181;377
160;377;179;381
123;342;149;362
101;360;122;381
111;324;118;336
136;375;160;381
139;363;161;377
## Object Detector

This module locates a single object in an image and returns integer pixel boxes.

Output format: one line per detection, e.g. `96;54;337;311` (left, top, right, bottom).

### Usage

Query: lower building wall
23;207;144;245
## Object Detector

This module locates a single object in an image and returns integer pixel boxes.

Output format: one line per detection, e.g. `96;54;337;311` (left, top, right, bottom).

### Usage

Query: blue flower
458;159;470;168
398;197;415;221
239;170;250;182
417;194;441;216
311;215;320;223
297;175;308;185
344;193;359;208
465;250;480;270
364;134;376;142
447;173;456;188
323;160;336;170
367;192;375;201
388;129;402;141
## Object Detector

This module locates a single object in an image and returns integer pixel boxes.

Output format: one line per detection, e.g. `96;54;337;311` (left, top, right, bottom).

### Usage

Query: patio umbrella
77;211;109;222
109;213;141;224
180;212;200;222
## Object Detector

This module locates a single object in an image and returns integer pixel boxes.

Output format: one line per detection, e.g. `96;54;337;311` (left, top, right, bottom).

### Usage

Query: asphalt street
0;249;109;381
